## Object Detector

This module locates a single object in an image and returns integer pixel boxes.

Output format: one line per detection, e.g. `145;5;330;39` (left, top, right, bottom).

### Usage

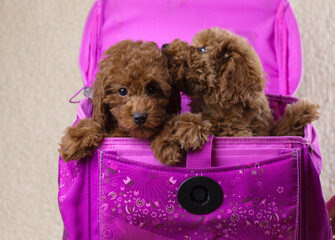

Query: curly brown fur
163;27;273;137
60;119;105;161
59;40;183;162
271;99;320;136
162;27;319;138
151;113;211;165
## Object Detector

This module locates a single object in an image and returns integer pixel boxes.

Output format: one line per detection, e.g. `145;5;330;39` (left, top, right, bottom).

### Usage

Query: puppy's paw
151;137;184;166
59;119;104;162
287;99;320;128
172;113;211;151
151;113;211;165
272;99;320;136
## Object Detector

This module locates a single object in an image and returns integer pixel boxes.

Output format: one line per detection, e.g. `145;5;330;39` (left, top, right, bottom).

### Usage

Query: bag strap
186;135;214;169
77;97;93;120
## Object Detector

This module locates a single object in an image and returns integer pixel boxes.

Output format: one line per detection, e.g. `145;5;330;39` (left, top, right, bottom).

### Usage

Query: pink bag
59;0;332;239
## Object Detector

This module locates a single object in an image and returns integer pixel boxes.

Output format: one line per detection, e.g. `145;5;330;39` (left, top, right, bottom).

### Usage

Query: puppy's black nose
162;44;169;49
133;113;147;125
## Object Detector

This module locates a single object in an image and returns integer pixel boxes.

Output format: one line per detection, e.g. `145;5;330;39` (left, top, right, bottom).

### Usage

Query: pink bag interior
79;0;302;96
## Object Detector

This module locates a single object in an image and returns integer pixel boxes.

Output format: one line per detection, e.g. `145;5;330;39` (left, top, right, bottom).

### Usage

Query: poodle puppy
161;27;319;139
59;40;185;162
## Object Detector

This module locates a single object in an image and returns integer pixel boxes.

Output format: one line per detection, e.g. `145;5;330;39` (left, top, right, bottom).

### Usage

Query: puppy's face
93;40;180;138
162;39;212;98
163;28;266;108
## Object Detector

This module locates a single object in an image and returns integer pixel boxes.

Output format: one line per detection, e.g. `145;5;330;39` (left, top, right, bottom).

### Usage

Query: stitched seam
101;138;305;146
88;154;91;240
296;149;302;240
102;151;297;174
98;150;103;240
213;152;291;156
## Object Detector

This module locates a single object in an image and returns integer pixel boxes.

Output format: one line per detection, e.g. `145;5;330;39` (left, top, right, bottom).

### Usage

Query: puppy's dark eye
198;46;207;53
148;86;159;95
118;88;128;96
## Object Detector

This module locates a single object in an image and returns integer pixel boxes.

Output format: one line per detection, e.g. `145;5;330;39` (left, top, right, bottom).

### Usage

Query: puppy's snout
162;44;169;49
133;113;147;125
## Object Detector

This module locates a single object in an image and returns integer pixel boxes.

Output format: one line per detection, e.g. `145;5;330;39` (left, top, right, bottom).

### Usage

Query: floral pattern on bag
99;151;299;240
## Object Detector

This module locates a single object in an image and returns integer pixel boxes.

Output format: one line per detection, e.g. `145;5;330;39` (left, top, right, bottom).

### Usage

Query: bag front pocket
99;150;300;240
212;148;294;167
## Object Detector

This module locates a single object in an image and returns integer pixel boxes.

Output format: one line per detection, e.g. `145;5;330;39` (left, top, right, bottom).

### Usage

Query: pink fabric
99;149;299;240
186;135;213;169
59;95;332;240
79;0;302;96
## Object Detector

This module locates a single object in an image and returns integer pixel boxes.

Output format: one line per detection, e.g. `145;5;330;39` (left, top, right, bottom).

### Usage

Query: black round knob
162;43;169;49
178;176;223;215
191;186;208;204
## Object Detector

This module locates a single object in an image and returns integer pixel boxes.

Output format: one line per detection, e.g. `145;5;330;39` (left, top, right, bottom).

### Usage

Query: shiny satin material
59;95;332;240
78;0;302;95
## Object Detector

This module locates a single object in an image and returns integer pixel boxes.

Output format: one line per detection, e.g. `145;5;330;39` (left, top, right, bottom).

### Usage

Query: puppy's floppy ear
166;86;182;115
162;40;191;93
91;55;117;134
216;42;267;105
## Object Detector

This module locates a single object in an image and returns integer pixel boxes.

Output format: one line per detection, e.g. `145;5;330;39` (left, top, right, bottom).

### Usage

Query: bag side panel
301;148;332;239
285;1;303;95
300;128;332;239
274;0;303;95
58;99;94;240
59;159;89;240
79;0;103;85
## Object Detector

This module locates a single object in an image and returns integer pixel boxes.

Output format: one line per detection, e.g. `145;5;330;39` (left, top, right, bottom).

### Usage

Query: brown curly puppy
161;27;319;139
59;40;185;162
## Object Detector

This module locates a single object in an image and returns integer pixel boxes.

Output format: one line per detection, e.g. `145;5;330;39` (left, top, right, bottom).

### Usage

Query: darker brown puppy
162;27;319;139
59;40;181;162
163;28;273;137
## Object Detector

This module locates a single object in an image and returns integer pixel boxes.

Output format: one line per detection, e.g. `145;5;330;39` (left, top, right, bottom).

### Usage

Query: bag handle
186;135;214;169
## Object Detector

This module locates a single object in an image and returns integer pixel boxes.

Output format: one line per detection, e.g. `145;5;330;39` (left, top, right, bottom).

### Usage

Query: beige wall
0;0;334;239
